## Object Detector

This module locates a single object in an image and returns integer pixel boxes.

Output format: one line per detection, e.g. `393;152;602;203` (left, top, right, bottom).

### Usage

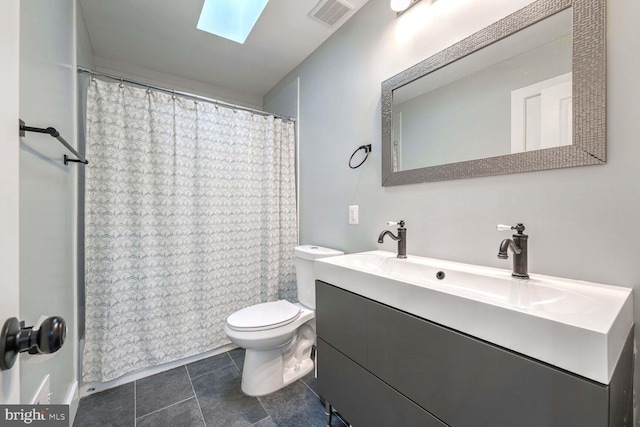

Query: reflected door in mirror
392;7;572;172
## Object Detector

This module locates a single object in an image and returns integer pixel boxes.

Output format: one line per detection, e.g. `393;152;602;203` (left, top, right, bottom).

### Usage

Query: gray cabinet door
316;279;368;365
318;338;448;427
316;281;611;427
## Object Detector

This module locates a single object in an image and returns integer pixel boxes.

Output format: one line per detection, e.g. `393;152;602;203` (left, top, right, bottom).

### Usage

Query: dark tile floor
74;349;348;427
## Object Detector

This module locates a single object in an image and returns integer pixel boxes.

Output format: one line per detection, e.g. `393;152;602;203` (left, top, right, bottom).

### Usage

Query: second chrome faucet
378;220;407;259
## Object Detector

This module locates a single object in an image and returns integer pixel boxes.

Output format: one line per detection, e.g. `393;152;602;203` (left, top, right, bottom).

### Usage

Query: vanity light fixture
390;0;422;14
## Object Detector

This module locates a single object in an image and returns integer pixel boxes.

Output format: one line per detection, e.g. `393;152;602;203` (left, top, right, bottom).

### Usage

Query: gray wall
76;0;93;343
264;78;299;119
397;35;571;170
19;0;78;413
0;0;21;405
76;0;95;70
265;0;640;422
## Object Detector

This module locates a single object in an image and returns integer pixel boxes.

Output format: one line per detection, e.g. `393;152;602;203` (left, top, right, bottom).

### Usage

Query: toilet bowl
224;245;343;396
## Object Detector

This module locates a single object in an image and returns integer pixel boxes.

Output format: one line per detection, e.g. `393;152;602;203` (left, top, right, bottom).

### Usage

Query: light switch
349;205;359;225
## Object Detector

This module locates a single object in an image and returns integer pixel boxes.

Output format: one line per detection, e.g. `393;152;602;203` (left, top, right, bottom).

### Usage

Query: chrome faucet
378;220;407;259
497;223;529;279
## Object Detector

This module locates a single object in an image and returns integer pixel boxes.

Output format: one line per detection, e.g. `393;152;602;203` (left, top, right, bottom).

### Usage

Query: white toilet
224;245;343;396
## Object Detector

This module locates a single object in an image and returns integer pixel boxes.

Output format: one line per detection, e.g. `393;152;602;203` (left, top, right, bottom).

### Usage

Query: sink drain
436;271;445;280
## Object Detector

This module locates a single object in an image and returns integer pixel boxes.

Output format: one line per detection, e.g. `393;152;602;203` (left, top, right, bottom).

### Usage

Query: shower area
76;71;298;390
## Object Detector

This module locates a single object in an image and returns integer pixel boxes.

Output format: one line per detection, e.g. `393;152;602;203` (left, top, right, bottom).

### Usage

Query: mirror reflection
392;8;572;172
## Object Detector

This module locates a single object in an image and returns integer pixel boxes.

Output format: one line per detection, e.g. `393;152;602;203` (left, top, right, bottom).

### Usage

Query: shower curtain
82;79;297;383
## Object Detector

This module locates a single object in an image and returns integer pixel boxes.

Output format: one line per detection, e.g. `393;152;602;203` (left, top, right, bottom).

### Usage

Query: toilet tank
295;245;343;309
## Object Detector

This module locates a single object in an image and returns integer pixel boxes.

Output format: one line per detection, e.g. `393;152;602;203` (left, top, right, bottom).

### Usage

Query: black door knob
29;316;66;355
0;316;67;370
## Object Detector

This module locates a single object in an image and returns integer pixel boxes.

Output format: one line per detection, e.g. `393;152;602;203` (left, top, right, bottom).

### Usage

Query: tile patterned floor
74;349;348;427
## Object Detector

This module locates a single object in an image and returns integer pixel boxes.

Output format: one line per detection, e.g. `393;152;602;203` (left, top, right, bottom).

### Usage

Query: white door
510;72;573;153
0;0;21;404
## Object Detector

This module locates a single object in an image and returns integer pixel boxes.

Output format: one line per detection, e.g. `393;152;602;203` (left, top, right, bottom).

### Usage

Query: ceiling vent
309;0;355;27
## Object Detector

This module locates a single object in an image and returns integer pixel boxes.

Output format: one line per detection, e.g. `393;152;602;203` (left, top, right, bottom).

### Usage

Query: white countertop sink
315;250;633;384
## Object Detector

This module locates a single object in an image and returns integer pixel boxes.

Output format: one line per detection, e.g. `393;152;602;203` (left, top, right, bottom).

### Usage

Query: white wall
19;0;78;416
76;1;262;110
94;56;264;110
0;0;21;405
265;0;640;422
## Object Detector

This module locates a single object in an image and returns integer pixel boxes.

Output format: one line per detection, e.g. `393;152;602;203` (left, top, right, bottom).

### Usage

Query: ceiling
79;0;369;101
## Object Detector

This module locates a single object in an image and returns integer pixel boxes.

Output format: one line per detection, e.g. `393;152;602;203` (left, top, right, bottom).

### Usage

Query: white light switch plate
349;205;359;225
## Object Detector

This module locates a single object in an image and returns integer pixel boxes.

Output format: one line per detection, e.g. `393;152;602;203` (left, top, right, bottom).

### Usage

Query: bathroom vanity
315;251;633;427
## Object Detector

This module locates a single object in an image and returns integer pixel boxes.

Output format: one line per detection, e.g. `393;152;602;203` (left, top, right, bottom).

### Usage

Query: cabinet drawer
318;338;448;427
366;297;608;427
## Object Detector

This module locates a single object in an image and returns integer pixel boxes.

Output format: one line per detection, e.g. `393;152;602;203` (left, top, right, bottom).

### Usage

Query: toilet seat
227;300;301;332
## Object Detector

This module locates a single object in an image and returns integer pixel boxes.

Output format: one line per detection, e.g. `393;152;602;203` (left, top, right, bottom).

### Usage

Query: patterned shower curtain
82;79;297;383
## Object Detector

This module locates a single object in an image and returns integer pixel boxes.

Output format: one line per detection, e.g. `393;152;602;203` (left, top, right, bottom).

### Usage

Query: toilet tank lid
295;245;344;260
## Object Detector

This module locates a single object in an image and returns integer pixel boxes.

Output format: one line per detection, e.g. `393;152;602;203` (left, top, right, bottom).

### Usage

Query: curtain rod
77;67;296;123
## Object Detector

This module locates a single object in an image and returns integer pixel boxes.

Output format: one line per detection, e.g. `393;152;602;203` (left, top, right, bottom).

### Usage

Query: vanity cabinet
316;281;633;427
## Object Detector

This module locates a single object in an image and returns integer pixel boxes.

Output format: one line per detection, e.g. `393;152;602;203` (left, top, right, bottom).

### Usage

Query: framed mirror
381;0;605;186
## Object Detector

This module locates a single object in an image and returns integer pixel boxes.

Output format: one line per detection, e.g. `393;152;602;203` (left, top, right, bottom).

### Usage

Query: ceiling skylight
197;0;269;44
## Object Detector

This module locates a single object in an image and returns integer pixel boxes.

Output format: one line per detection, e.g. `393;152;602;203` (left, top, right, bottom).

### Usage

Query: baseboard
65;381;79;426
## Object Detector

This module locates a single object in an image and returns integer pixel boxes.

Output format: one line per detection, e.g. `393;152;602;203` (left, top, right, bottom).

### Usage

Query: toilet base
240;323;316;396
241;348;314;396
